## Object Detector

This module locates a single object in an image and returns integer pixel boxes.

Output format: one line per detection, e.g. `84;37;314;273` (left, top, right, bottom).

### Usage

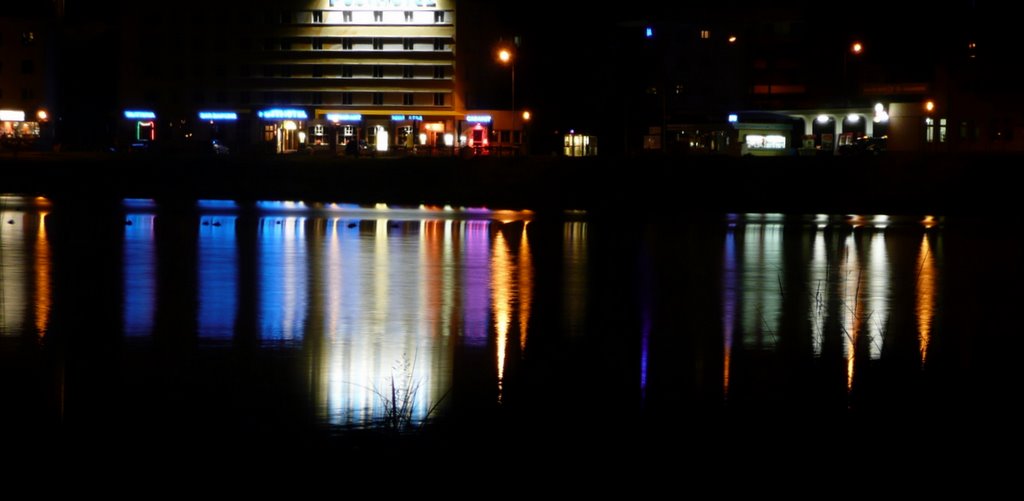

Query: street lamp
843;41;863;107
497;47;516;152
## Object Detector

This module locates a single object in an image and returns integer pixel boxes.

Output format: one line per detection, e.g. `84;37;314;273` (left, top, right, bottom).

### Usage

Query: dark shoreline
0;152;1014;215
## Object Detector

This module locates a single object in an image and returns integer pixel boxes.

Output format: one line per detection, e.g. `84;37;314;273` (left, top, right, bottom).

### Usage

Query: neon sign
327;113;362;122
0;110;26;121
258;109;308;120
466;115;492;123
199;111;239;121
124;110;156;120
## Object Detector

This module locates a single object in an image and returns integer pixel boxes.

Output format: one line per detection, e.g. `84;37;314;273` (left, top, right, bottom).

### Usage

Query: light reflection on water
1;196;51;338
115;201;537;428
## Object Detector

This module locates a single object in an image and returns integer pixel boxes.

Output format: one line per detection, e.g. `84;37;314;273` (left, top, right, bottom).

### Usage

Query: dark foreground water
1;195;1021;461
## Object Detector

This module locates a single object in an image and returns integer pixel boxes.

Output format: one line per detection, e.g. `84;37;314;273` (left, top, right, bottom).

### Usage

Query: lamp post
498;47;516;153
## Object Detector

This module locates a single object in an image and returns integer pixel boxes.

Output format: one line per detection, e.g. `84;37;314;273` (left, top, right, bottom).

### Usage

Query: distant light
925;100;935;112
498;49;512;64
847;114;860;123
728;114;738;123
408;115;423;121
37;110;49;121
198;111;238;121
817;114;830;124
258;108;307;120
522;110;532;121
419;133;428;145
851;41;863;54
728;36;737;43
0;110;26;121
326;113;362;122
391;114;407;121
298;131;307;144
444;133;454;146
466;115;492;123
124;110;156;120
569;129;575;134
874;103;885;113
645;27;654;38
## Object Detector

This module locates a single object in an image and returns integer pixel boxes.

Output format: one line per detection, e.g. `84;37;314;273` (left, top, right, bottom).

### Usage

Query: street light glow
817;114;831;124
498;49;512;64
851;42;863;54
522;110;531;121
925;100;935;112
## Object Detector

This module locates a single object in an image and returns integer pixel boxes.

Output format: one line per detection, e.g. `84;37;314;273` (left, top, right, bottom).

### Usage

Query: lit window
700;30;710;39
925;117;935;143
939;118;947;143
314;124;324;136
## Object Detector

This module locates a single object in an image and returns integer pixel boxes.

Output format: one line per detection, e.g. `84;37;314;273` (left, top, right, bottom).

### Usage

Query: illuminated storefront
0;110;43;146
259;109;308;153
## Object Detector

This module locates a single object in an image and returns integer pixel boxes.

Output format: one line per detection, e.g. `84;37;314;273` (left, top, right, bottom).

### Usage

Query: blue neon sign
124;110;156;120
258;109;308;120
199;111;239;121
408;115;423;121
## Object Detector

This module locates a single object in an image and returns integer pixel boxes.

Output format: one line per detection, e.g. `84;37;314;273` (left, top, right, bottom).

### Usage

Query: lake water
1;195;1020;454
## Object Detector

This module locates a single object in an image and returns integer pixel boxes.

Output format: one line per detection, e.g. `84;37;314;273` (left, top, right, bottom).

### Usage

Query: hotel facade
118;0;509;154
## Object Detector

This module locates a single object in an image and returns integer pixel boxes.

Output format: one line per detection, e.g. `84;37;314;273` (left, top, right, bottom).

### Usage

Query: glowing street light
522;110;531;122
851;41;863;55
497;46;517;150
925;100;935;112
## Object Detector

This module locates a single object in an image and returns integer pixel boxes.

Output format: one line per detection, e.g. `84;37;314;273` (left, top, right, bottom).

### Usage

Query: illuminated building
117;0;470;154
0;8;56;148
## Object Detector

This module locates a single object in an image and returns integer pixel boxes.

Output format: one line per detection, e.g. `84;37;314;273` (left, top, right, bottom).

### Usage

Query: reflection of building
117;0;468;154
0;10;56;148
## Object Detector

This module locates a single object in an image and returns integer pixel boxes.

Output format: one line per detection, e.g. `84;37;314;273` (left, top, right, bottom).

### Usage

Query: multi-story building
118;0;484;154
0;6;56;148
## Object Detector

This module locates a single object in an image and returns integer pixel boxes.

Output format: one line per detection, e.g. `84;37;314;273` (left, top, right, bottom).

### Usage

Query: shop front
1;109;45;150
258;108;309;153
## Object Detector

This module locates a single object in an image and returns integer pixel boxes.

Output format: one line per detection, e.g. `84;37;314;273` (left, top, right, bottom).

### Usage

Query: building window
405;11;414;22
939;118;947;143
433;66;445;79
374;11;383;23
433;38;445;51
434;11;445;23
403;38;414;50
925;117;934;143
313;65;324;78
373;65;384;78
373;38;383;50
342;38;353;50
403;93;414;105
280;65;291;78
312;38;323;50
313;92;323;105
343;11;352;22
312;11;323;23
700;29;710;39
434;93;445;106
342;65;353;78
403;66;414;79
21;60;34;74
373;92;384;105
314;124;324;136
342;92;353;105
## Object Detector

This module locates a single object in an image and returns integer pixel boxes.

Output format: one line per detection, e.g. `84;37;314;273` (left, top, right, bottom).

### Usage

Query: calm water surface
1;195;1020;453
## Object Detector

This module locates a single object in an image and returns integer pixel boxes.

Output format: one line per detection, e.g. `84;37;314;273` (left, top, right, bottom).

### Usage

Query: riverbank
0;151;1015;215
